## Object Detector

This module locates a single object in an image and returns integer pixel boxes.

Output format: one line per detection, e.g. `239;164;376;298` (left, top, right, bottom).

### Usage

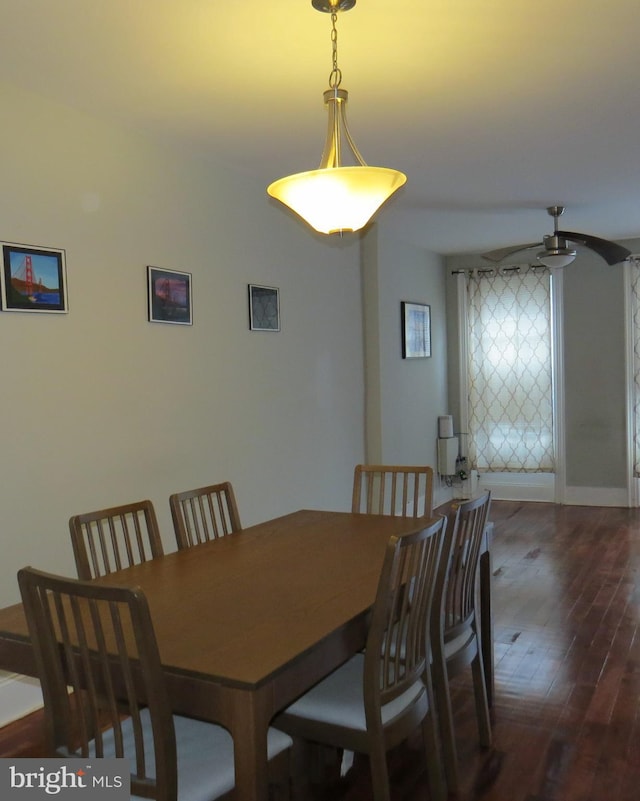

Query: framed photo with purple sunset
0;242;68;313
147;266;192;325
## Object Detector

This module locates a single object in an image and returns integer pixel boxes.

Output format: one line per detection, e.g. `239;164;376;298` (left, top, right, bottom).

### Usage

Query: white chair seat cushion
87;709;292;801
281;653;424;731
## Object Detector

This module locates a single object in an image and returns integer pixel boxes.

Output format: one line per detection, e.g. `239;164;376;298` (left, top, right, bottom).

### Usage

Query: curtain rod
451;264;547;276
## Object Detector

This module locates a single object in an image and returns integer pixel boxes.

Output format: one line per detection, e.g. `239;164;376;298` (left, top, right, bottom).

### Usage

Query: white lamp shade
267;165;407;234
536;250;576;268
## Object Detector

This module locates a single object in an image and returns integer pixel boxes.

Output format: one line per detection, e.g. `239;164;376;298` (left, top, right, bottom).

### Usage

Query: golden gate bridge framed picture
0;241;68;313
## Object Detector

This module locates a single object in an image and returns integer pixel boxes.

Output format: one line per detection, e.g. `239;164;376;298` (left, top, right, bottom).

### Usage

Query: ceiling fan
482;206;632;267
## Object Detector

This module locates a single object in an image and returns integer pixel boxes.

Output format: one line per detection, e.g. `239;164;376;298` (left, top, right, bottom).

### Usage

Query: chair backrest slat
352;465;434;519
170;482;241;550
69;501;164;580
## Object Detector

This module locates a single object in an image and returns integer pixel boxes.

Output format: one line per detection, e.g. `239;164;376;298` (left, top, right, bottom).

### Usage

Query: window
464;266;555;473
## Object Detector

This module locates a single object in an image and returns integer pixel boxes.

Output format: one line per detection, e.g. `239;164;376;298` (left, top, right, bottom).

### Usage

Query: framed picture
147;266;192;325
248;284;280;331
0;242;68;313
401;301;431;358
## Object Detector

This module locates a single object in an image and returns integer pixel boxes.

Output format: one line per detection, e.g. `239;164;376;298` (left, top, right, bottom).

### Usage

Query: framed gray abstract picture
248;284;280;331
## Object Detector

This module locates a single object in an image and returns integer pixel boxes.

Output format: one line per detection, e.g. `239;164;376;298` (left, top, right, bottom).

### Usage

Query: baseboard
474;472;629;507
436;472;555;504
0;671;42;728
564;486;630;507
476;472;555;502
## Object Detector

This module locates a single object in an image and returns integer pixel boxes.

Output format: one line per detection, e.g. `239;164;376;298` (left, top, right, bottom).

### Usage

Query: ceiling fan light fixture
267;0;406;234
537;229;576;267
536;248;577;268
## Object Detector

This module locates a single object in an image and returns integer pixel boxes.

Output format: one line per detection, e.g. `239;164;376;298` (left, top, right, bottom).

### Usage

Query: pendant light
267;0;407;235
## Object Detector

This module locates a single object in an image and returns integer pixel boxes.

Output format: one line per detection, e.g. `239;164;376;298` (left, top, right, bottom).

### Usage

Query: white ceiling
3;0;640;255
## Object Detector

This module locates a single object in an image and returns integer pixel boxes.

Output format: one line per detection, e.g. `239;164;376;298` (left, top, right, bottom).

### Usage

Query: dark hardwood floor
3;501;640;800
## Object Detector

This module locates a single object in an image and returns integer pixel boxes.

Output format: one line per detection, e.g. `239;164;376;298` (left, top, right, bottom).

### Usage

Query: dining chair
17;566;293;801
351;464;434;518
430;491;492;792
272;516;448;801
169;481;241;550
69;499;164;580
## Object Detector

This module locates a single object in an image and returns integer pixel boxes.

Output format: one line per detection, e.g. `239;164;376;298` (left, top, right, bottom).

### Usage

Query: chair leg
287;738;313;801
420;707;447;801
368;741;391;801
471;651;492;748
431;655;460;793
268;748;293;801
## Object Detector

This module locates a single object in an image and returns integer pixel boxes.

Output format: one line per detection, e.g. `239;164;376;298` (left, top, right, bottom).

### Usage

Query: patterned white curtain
629;258;640;477
466;266;555;472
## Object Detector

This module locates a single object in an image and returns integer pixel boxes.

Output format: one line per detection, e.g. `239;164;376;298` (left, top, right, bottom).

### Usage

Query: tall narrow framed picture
147;266;192;325
0;242;68;313
248;284;280;331
401;301;431;358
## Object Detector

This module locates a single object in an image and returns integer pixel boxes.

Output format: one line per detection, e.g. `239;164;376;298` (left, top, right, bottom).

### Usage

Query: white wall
361;225;449;502
563;248;627;489
0;79;366;615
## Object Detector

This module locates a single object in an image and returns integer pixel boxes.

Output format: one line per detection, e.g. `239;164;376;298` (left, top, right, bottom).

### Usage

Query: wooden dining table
0;508;493;801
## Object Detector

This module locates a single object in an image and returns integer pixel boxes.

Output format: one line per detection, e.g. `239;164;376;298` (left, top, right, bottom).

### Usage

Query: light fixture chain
328;10;342;88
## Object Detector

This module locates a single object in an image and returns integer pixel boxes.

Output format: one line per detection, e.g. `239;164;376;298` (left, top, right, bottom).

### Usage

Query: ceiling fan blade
557;230;632;266
481;242;543;263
